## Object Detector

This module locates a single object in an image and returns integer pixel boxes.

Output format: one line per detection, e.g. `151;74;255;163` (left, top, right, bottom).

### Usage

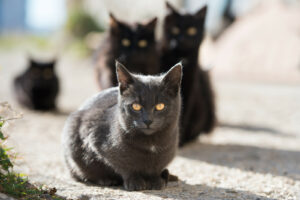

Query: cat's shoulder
79;87;118;111
94;33;112;56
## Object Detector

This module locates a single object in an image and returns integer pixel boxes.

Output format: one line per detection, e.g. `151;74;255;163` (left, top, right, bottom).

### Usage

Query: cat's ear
166;2;179;15
109;12;119;30
162;62;182;96
29;58;38;67
144;17;157;31
48;60;56;69
116;61;134;93
195;5;207;20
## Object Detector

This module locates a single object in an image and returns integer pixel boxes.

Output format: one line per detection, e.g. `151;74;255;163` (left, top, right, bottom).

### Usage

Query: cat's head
26;59;57;81
163;2;207;51
116;61;182;136
109;13;157;63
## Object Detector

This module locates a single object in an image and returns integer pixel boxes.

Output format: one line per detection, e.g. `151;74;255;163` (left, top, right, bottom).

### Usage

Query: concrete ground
0;49;300;200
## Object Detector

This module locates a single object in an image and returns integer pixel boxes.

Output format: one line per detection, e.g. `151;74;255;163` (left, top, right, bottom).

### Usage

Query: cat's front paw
96;178;122;186
124;176;147;191
148;176;166;190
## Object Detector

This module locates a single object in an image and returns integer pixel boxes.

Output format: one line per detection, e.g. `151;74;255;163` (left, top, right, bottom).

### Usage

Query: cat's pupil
138;40;147;48
121;38;131;47
171;26;180;35
187;27;197;36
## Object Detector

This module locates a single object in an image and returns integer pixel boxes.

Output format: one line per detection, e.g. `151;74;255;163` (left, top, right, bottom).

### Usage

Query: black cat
13;59;59;110
160;2;216;146
94;13;160;90
62;61;182;191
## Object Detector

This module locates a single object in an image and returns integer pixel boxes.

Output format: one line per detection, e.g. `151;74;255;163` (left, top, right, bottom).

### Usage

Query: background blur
0;0;300;199
1;0;299;82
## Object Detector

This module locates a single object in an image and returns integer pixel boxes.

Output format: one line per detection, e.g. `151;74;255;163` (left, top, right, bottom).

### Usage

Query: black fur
94;13;160;90
13;59;59;110
160;2;216;146
62;62;182;191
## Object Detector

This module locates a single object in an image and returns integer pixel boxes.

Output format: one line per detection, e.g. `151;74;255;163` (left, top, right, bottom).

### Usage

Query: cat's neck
121;125;177;152
163;43;200;65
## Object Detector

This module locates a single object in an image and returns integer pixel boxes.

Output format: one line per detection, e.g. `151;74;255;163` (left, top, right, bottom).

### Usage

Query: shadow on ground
179;142;300;181
49;169;276;200
143;182;276;200
219;122;296;137
68;181;276;200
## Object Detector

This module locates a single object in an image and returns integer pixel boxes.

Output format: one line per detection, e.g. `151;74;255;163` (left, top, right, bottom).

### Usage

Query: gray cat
62;61;182;191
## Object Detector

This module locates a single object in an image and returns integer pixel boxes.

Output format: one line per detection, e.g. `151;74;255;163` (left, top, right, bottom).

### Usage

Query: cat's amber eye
155;103;165;111
132;103;142;111
121;38;131;47
138;40;148;48
187;27;197;36
43;69;53;80
171;26;180;35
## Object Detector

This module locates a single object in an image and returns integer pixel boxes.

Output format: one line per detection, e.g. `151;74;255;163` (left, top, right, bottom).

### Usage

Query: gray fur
62;62;182;191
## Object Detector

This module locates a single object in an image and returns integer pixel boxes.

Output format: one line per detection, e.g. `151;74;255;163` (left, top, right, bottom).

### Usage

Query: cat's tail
161;169;179;183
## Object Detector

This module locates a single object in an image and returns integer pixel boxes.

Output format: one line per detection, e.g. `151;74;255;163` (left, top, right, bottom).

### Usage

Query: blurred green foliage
66;8;104;39
0;35;52;50
0;117;64;200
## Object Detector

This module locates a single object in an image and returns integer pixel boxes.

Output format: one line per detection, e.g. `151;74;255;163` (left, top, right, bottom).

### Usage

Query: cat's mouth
140;128;155;135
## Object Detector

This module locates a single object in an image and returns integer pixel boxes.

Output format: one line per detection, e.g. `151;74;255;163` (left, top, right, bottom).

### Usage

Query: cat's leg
202;103;216;133
179;77;202;146
200;71;216;133
67;155;122;186
181;72;216;145
146;175;167;190
63;127;122;186
79;158;123;186
179;105;193;146
123;174;147;191
64;153;88;183
179;101;202;146
123;173;167;191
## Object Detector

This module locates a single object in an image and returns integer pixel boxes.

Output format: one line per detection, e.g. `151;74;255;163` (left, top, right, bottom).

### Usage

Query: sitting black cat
62;61;182;191
13;58;59;110
94;13;160;90
160;2;216;146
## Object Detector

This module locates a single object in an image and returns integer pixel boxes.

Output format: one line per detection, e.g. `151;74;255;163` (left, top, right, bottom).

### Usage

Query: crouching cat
62;61;182;191
13;58;59;110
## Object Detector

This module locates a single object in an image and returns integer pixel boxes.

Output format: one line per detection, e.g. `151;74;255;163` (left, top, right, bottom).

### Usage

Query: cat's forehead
30;62;54;67
118;22;152;35
123;76;164;100
31;63;54;68
168;14;199;26
134;76;162;91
